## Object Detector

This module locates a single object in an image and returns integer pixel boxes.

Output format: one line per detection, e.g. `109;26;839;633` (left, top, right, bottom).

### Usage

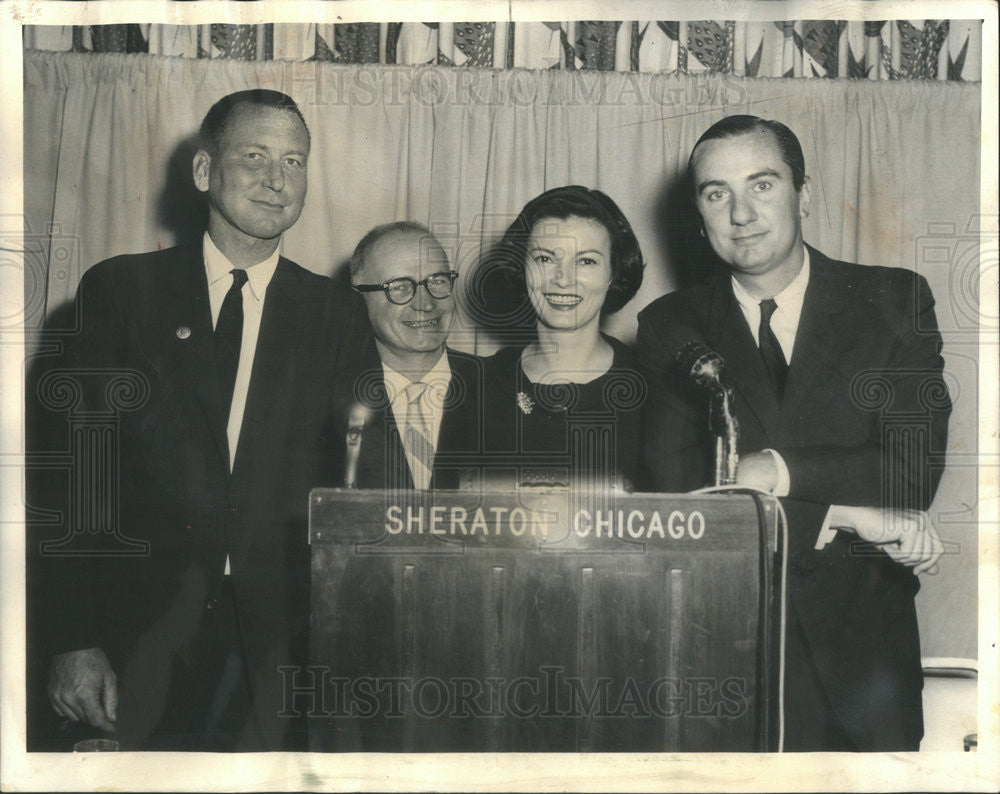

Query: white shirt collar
381;349;452;407
203;232;280;303
730;247;810;313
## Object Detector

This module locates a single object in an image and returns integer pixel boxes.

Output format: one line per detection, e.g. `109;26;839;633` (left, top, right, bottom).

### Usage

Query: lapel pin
176;325;192;340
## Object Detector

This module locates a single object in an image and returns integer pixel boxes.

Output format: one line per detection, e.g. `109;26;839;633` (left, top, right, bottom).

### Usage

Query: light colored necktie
404;381;435;489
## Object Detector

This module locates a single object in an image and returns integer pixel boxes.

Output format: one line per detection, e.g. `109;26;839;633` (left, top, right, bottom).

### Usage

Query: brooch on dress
516;392;534;415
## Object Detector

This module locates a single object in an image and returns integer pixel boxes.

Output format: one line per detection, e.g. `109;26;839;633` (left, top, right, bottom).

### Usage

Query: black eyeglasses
352;271;459;305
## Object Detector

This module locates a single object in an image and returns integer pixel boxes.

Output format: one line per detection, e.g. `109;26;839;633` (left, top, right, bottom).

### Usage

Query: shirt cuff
814;507;839;551
761;449;790;497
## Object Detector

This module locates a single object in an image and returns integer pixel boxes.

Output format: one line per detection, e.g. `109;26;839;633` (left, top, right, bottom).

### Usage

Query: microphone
676;341;733;393
675;341;739;486
344;403;372;488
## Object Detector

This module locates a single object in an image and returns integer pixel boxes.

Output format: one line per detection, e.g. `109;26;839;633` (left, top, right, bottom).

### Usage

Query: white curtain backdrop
22;50;982;658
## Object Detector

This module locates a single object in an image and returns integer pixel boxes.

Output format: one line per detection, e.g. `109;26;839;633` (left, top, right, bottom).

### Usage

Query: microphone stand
676;341;740;487
344;404;369;489
709;387;739;486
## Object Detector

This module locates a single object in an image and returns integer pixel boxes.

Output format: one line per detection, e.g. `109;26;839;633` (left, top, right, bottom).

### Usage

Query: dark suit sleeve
635;308;712;493
35;262;127;656
64;262;129;383
777;273;950;510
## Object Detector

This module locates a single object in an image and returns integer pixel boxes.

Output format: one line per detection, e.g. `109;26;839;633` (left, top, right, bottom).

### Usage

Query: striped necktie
404;381;435;490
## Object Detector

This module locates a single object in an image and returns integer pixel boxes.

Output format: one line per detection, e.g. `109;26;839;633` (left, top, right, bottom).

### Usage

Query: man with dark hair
690;114;808;190
198;88;310;155
336;222;483;492
638;115;948;750
38;90;365;750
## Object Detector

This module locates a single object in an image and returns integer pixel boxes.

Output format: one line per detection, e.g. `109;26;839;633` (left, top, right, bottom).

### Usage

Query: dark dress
481;335;646;491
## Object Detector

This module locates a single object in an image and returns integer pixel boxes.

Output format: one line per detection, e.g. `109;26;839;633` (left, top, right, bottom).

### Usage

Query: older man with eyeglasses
331;221;485;492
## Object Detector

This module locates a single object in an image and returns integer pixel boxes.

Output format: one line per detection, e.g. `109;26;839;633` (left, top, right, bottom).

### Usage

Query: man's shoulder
444;348;488;403
73;247;203;310
272;257;343;317
442;349;485;427
636;275;719;329
276;255;332;289
84;245;199;282
810;246;923;290
808;247;930;314
446;347;486;377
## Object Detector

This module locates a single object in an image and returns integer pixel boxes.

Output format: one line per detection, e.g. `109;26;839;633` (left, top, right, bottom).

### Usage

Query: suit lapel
234;259;301;475
347;345;414;491
779;249;853;434
434;351;466;459
703;276;781;443
429;351;477;490
384;405;415;490
373;349;473;491
164;247;230;470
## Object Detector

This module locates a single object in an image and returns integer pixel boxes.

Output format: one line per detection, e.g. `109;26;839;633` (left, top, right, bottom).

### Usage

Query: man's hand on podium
735;451;779;492
828;505;944;575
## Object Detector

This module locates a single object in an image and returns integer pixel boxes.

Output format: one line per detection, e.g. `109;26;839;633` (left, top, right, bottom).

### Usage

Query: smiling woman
474;186;647;491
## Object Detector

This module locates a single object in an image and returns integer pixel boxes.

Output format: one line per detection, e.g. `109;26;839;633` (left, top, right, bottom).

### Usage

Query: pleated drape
24;52;980;350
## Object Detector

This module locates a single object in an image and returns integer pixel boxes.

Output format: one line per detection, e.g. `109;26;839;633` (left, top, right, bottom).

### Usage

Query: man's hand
736;451;779;492
48;647;117;732
828;506;944;575
882;511;944;575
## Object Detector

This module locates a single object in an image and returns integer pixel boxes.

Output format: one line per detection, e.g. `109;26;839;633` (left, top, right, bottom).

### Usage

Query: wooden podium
307;489;780;752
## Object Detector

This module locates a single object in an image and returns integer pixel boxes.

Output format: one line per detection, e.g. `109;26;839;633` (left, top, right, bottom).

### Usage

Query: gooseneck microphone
675;341;740;486
344;403;372;489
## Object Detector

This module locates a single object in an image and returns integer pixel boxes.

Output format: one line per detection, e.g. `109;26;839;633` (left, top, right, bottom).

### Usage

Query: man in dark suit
334;222;483;493
637;116;948;751
37;90;366;750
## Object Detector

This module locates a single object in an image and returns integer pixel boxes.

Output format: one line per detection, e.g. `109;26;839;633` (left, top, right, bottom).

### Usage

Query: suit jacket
33;245;369;748
328;342;486;492
636;245;950;750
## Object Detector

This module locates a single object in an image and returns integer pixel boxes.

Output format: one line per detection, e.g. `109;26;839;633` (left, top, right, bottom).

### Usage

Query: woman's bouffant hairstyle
471;185;645;330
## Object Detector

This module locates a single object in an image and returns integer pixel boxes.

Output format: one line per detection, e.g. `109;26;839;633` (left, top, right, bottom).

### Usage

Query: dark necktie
758;298;788;400
216;269;248;409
